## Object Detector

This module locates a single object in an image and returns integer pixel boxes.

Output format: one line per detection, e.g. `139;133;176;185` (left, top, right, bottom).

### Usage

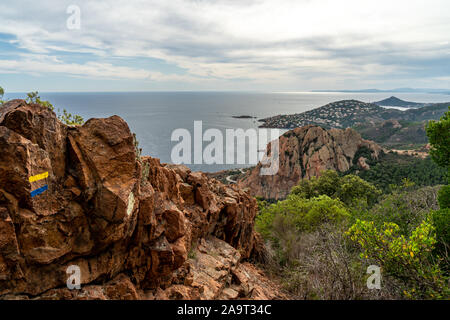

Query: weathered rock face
238;125;382;200
0;100;284;300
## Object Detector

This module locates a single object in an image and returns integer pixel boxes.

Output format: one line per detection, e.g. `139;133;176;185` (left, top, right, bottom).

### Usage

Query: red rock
238;125;382;200
0;100;284;300
0;100;67;179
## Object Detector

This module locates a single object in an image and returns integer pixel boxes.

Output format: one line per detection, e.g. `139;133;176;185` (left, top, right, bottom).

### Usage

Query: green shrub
256;194;349;241
26;91;84;126
347;218;449;299
256;196;270;212
291;170;381;208
336;174;381;207
26;91;55;111
431;208;450;259
438;185;450;209
356;154;447;193
354;184;441;236
426;106;450;172
58;109;84;126
291;170;340;199
0;86;4;104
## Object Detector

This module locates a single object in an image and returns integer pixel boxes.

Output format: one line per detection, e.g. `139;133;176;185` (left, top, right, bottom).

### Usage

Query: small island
373;96;426;108
232;115;256;119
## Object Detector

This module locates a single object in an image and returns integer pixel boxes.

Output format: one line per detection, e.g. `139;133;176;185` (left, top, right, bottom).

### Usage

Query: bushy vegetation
26;91;84;126
257;194;349;242
0;86;4;104
257;171;449;299
354;183;440;235
347;218;448;299
354;120;429;149
256;194;374;299
427;106;450;175
352;152;447;193
426;106;450;260
291;170;381;207
257;177;448;299
432;208;450;260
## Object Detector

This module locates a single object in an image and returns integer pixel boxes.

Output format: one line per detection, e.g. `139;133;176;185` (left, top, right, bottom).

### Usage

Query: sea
3;91;449;172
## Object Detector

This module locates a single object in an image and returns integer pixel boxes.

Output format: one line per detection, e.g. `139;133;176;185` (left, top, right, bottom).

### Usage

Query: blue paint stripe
30;185;48;198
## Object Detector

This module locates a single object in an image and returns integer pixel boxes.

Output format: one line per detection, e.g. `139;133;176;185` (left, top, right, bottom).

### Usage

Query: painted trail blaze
29;171;49;198
29;171;49;183
30;185;48;198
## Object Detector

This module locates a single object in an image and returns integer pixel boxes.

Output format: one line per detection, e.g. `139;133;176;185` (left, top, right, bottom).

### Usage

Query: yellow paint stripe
29;171;48;183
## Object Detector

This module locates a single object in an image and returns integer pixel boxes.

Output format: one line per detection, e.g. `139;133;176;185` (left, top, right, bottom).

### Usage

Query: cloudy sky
0;0;449;92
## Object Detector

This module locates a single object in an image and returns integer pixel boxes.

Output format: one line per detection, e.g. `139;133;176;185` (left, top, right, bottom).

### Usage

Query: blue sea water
4;91;449;172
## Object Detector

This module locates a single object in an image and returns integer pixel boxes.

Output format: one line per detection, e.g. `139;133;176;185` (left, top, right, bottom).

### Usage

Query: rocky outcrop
0;100;286;300
238;125;382;200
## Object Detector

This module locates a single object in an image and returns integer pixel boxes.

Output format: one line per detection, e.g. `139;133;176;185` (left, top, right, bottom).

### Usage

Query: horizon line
4;88;450;95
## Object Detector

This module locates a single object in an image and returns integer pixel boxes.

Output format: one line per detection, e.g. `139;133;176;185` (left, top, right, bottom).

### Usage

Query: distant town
258;100;383;129
258;98;450;129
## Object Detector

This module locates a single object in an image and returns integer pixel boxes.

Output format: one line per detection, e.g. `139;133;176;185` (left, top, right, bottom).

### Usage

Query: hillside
258;100;449;129
353;119;429;149
259;100;381;129
348;151;447;193
237;124;447;200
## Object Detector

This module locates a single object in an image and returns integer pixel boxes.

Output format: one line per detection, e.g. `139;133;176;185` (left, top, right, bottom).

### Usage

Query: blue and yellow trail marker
29;171;49;198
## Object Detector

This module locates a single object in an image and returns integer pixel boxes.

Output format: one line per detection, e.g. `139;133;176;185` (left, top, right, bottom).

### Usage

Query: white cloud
0;53;202;83
0;0;449;89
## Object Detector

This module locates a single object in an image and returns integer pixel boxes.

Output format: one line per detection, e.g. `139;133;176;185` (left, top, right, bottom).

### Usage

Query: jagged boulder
238;125;382;200
0;100;279;300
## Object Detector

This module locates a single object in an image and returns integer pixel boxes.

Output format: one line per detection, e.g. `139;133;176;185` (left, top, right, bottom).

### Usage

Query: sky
0;0;449;92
